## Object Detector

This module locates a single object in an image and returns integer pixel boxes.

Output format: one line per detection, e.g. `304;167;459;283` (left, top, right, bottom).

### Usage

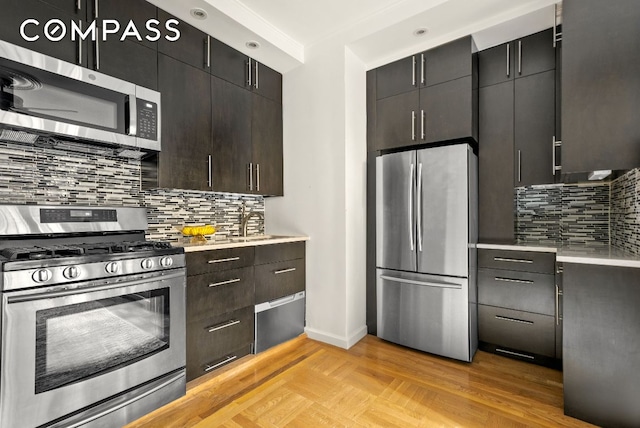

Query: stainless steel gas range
0;205;186;428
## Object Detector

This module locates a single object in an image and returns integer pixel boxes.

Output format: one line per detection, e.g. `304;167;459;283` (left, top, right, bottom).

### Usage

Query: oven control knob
63;266;80;280
159;256;173;268
141;258;155;270
32;269;52;283
105;262;120;274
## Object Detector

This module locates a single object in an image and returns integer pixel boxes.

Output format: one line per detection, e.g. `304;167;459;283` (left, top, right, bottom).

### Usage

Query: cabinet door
157;9;208;71
514;29;555;79
94;38;158;89
95;0;157;50
478;42;515;88
478;81;515;242
421;76;475;144
562;0;640;173
425;36;473;87
210;37;247;88
375;91;420;150
211;76;252;194
38;0;87;21
157;54;211;190
0;0;86;66
252;93;283;196
253;61;282;104
376;55;418;99
514;70;556;186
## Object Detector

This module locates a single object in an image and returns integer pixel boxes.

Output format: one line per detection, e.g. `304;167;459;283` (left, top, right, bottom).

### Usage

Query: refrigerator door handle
408;163;415;251
379;275;462;290
416;162;423;252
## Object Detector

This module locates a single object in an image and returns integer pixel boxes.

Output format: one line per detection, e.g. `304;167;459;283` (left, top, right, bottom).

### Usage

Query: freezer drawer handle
493;257;533;264
495;315;534;325
204;355;237;372
379;275;462;289
208;256;240;264
496;348;535;360
207;319;240;333
209;278;241;288
274;267;296;275
494;277;534;285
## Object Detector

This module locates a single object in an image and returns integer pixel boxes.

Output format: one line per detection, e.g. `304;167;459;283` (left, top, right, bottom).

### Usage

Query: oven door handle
6;270;185;304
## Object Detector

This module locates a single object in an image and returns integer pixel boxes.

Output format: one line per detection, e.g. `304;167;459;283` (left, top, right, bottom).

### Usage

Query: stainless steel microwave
0;40;160;154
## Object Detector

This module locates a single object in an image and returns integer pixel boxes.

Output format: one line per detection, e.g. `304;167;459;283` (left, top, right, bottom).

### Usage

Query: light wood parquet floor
125;335;596;428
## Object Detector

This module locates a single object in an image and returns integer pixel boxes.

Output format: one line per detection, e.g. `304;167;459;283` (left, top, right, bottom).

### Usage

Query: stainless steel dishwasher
254;291;305;353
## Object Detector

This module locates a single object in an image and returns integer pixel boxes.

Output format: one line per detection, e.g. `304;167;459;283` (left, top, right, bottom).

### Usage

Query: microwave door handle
128;94;137;136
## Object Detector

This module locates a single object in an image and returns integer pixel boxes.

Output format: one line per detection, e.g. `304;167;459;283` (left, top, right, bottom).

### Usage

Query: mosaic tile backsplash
516;183;610;246
611;168;640;255
0;142;264;242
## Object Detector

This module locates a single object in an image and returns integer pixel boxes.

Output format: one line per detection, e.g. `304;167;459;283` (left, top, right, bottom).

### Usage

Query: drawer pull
494;277;534;285
496;348;535;360
204;355;237;372
208;256;240;264
274;267;296;275
493;257;533;264
207;319;240;333
209;278;241;288
495;315;534;325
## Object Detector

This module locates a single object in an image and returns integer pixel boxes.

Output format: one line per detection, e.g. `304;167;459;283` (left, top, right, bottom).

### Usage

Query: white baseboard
304;325;368;350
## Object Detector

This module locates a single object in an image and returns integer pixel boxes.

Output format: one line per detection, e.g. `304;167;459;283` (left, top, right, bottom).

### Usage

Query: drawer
255;242;305;265
255;258;305;304
478;305;555;358
478;249;555;274
478;268;555;315
186;343;252;381
186;247;255;276
187;267;254;323
186;306;254;380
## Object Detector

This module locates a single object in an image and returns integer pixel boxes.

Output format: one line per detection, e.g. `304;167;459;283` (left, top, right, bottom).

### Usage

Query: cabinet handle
248;162;253;191
204;355;237;372
517;150;522;183
518;40;522;74
94;0;99;19
495;277;534;284
209;278;241;287
420;110;425;140
247;58;252;87
77;21;83;65
495;315;534;325
412;55;416;86
207;319;240;333
255;61;259;89
274;267;296;275
411;111;416;141
95;30;100;70
420;53;425;85
76;0;81;10
552;136;562;175
205;36;211;68
207;256;240;264
494;257;533;264
555;284;563;326
506;43;510;77
256;163;260;192
207;154;212;187
496;348;535;360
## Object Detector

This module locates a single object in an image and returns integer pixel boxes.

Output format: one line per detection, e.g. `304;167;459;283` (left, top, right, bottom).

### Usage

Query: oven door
0;269;185;428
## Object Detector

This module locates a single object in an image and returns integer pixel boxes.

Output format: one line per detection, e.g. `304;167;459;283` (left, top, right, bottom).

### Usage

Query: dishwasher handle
255;291;305;313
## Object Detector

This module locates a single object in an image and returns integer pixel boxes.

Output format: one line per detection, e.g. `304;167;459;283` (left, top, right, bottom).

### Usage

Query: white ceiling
151;0;560;72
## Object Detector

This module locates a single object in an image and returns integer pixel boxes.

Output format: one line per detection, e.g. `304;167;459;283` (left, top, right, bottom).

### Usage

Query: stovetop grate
0;241;175;261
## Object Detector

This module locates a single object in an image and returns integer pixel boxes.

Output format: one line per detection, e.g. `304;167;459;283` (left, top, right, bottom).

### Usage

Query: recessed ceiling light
413;28;429;37
246;41;260;49
190;8;208;19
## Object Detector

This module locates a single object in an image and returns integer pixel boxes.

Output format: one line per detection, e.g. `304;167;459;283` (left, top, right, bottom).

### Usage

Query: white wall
265;38;368;348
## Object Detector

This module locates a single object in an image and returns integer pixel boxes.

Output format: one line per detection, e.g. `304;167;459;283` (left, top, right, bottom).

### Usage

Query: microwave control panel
136;99;158;141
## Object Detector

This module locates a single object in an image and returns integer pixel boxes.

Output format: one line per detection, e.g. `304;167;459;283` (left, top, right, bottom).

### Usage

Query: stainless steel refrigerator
376;143;478;362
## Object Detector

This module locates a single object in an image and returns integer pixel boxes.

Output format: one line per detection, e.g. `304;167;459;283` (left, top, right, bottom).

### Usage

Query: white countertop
477;242;640;268
179;235;309;252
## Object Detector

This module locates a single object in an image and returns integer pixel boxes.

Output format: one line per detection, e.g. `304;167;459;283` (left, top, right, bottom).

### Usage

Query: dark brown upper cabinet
373;36;477;151
38;0;88;22
252;93;283;196
157;9;209;71
562;0;640;173
479;29;555;88
94;0;158;50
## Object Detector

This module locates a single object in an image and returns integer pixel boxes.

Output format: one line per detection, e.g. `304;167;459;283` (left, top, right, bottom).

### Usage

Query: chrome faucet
240;202;264;237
